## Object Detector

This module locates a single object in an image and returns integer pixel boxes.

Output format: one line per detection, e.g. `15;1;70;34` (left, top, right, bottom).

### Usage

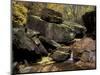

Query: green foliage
63;5;95;21
12;1;28;26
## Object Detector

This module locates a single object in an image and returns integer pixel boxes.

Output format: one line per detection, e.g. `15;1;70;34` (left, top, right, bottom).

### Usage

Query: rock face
27;15;86;42
50;47;71;62
82;11;96;38
41;8;63;24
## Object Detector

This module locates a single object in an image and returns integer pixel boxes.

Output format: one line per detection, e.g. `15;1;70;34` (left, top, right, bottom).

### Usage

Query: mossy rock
41;8;63;24
46;21;86;42
27;15;86;43
50;47;71;62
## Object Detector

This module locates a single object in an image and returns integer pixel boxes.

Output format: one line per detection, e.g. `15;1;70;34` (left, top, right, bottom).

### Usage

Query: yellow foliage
47;3;64;13
37;56;55;65
12;1;28;26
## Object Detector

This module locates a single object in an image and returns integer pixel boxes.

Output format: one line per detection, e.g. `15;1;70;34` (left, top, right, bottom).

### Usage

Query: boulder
72;37;96;62
63;21;87;38
50;47;71;62
27;15;48;36
46;21;86;42
80;50;95;62
27;15;86;42
45;23;76;43
40;8;63;24
39;36;61;52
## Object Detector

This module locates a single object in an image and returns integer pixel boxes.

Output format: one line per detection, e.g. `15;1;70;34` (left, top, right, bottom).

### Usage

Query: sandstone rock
72;37;96;62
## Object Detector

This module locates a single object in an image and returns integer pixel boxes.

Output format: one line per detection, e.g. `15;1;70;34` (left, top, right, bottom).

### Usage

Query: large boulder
46;21;86;42
27;15;86;43
40;8;63;24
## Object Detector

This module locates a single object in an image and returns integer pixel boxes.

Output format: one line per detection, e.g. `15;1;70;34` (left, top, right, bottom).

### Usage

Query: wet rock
41;8;63;24
50;47;71;62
